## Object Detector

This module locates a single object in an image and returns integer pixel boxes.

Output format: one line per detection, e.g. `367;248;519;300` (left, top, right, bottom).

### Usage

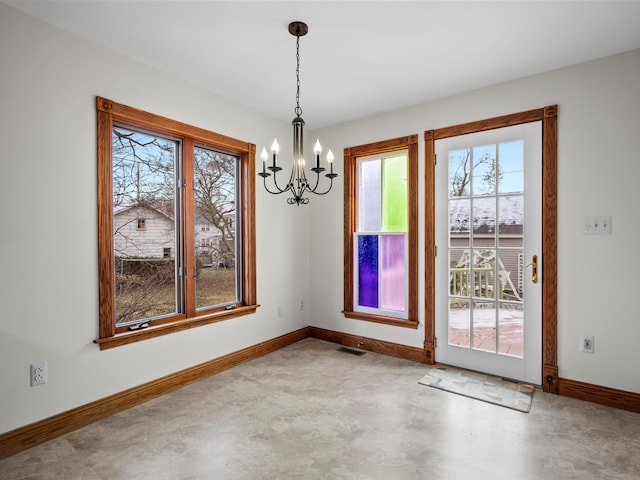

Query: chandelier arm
306;168;323;193
305;176;336;196
262;171;289;195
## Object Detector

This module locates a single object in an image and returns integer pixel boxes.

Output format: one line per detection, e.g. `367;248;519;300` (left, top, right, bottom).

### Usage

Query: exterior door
434;121;542;384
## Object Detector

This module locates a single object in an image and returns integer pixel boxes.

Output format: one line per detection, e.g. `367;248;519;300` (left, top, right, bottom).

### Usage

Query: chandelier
259;21;337;205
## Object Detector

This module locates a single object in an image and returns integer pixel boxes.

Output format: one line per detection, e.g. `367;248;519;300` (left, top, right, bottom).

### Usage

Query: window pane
382;154;408;232
112;127;179;326
449;198;470;243
473;301;496;352
449;299;470;348
450;248;469;297
357;235;379;308
498;140;524;194
472;144;496;196
193;146;239;310
380;234;405;312
498;195;523;241
472;196;496;245
358;158;381;232
449;148;470;198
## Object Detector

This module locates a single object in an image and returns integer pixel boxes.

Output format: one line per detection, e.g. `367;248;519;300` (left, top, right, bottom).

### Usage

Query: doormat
418;366;535;413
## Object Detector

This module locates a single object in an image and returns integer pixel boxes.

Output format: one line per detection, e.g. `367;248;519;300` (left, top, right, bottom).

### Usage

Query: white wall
0;3;309;434
310;49;640;394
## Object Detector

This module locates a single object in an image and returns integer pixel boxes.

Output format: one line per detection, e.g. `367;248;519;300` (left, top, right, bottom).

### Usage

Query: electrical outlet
276;305;283;318
31;361;48;386
300;299;304;311
580;336;595;354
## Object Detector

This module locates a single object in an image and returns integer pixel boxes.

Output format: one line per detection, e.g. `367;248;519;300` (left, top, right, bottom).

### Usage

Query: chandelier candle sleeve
260;147;268;175
314;140;322;170
271;139;280;170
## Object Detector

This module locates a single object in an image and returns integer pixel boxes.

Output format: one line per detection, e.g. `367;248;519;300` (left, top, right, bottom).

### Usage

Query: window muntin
343;135;418;328
96;97;257;348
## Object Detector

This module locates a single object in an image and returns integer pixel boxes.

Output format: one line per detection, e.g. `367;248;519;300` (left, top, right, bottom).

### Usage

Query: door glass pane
449;299;470;348
472;196;496;245
497;251;522;301
498;195;523;242
358;235;379;308
472;144;496;196
449;148;471;198
499;302;523;357
193;146;239;310
473;301;496;352
382;154;408;232
380;234;405;311
450;248;469;297
498;140;524;194
449;198;470;241
112;126;180;326
358;158;381;232
472;249;496;300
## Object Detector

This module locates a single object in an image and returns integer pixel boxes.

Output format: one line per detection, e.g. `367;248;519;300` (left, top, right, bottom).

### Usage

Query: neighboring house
113;204;175;259
195;214;236;268
113;204;235;267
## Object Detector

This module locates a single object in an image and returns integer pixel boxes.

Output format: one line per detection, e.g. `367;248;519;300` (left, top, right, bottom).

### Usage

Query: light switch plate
581;216;611;235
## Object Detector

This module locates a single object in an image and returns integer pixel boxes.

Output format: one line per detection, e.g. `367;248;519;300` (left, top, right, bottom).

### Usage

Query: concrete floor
1;338;639;479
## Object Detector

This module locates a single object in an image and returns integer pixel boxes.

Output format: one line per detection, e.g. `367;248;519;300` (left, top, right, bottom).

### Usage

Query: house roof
113;204;174;223
450;194;523;234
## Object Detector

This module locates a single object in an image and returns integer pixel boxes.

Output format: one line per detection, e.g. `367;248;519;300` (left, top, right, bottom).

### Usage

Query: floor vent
337;346;366;356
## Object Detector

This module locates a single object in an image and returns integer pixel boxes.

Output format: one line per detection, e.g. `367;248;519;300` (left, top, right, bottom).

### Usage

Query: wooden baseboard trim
0;327;310;459
559;377;640;413
5;326;636;459
309;326;428;364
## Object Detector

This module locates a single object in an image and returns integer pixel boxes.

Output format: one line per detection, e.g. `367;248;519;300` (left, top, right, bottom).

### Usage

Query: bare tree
449;148;501;197
193;147;237;267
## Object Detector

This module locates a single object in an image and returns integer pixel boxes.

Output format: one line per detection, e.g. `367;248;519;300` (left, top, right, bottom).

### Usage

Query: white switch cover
581;216;612;235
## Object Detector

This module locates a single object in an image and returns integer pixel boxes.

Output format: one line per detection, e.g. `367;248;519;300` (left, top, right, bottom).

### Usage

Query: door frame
424;106;558;393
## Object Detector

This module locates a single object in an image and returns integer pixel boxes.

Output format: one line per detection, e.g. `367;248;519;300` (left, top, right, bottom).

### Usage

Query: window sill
95;304;259;350
342;310;419;329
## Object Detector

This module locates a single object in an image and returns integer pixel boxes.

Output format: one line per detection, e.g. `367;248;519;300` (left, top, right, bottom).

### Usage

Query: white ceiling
7;1;640;129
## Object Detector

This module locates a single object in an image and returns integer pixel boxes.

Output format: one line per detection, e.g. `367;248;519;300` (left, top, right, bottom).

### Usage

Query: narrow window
343;135;418;327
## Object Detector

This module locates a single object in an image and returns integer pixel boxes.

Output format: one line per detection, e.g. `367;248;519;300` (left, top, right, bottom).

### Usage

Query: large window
343;135;418;327
96;97;256;349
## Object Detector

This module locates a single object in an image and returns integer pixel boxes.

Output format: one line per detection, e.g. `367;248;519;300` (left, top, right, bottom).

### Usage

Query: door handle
525;255;538;284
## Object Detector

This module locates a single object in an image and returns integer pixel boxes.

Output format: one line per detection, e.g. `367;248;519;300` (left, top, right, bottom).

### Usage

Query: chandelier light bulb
314;139;322;154
271;138;280;154
260;147;268;162
327;149;334;163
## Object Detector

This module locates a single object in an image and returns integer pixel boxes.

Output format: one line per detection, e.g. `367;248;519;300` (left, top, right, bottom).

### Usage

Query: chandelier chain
295;33;302;117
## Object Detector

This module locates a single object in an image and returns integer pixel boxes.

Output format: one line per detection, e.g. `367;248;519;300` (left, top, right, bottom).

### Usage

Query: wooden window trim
423;106;558;393
343;134;419;328
96;97;257;350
